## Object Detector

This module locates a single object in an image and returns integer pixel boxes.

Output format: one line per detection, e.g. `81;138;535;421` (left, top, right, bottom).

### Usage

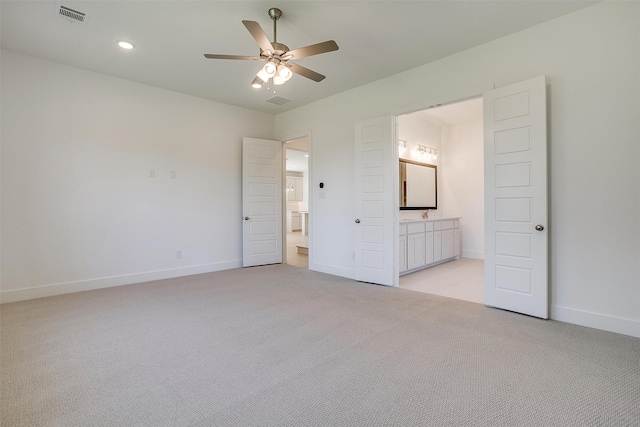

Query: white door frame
281;131;313;268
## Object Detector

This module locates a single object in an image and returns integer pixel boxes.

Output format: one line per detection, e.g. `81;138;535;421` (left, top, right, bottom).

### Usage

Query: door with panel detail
242;137;283;267
484;76;548;318
354;116;396;286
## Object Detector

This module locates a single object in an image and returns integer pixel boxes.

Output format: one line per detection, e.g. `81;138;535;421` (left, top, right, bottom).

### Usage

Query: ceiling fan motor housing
260;42;290;59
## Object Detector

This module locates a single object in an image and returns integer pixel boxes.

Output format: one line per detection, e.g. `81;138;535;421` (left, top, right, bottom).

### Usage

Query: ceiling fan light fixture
256;61;277;82
251;76;263;88
273;75;285;85
263;61;276;76
277;64;293;82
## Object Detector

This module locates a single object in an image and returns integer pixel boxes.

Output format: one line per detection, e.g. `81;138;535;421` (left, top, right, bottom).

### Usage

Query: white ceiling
1;1;597;114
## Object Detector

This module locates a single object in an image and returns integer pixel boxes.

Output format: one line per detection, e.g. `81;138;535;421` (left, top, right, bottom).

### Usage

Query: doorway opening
285;137;309;269
397;97;485;304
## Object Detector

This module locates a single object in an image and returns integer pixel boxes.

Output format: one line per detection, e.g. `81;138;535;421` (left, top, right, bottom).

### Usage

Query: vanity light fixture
117;40;135;50
415;144;428;158
414;145;437;162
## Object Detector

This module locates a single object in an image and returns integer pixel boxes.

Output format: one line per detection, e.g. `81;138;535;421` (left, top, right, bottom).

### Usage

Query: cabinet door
286;177;294;201
407;233;426;270
454;228;461;257
294;177;304;201
399;234;407;272
425;231;434;265
292;214;301;231
433;231;442;262
442;229;455;259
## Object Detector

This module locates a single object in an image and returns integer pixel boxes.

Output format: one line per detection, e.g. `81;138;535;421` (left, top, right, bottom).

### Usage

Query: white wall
1;49;275;302
275;2;640;337
441;120;484;259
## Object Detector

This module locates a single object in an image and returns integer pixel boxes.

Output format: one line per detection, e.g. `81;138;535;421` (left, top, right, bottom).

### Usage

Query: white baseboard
0;260;242;304
551;305;640;338
462;250;484;259
308;262;355;280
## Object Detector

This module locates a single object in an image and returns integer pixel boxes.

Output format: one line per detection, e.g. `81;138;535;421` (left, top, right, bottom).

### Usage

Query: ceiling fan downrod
268;8;282;44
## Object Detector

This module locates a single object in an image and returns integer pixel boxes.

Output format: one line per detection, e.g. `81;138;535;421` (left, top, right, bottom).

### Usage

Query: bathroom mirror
399;159;437;209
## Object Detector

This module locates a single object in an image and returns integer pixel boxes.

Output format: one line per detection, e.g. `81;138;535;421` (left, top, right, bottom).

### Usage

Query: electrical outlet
149;169;155;178
176;250;182;259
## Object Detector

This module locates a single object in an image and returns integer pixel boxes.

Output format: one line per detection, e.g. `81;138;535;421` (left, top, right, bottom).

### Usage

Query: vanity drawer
425;222;434;232
399;224;407;236
453;219;460;229
433;221;442;231
407;222;425;234
440;220;454;230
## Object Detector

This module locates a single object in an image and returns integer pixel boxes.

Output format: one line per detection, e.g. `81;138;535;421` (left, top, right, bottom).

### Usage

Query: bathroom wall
440;120;484;259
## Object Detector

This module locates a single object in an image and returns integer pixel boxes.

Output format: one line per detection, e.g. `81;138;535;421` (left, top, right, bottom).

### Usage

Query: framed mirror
400;159;437;209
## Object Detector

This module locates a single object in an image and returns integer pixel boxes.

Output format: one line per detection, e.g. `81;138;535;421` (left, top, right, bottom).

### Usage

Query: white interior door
354;116;397;286
484;76;548;318
242;137;283;267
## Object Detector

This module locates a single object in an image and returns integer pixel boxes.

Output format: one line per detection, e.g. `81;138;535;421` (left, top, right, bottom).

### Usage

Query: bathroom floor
399;258;484;304
286;231;308;269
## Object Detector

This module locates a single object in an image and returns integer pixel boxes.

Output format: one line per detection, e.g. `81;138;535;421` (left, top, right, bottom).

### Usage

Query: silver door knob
535;224;544;231
355;219;361;224
244;216;250;221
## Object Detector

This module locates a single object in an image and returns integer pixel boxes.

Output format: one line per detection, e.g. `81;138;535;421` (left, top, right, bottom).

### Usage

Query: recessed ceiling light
117;41;134;50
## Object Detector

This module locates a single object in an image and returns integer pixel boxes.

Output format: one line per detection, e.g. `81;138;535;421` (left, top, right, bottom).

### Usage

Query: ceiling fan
203;8;339;88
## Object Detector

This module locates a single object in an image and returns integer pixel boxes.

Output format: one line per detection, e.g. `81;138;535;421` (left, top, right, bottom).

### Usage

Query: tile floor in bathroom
399;257;484;304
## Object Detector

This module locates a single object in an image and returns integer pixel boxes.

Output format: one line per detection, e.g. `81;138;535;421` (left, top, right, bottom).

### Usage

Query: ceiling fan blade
204;54;262;61
287;62;326;82
287;40;338;60
242;20;275;54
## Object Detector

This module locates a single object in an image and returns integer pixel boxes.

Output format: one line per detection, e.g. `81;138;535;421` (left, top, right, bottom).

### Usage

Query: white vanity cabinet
407;222;426;270
399;218;461;275
286;176;303;202
399;225;407;272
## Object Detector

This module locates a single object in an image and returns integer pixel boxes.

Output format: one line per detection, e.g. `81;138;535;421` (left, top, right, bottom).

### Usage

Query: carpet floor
1;264;639;426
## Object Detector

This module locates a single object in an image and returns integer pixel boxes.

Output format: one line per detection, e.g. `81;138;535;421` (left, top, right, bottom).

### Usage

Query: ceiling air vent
57;4;89;24
265;96;291;106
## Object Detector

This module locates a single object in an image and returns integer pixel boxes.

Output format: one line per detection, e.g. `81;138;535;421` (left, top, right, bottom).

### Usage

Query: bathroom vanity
399;217;461;275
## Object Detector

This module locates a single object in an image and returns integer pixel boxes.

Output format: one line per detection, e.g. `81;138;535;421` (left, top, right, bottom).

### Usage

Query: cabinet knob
535;224;544;231
355;219;361;224
244;216;250;221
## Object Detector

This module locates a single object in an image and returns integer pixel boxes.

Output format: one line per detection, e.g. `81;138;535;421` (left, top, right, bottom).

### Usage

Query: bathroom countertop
399;216;460;222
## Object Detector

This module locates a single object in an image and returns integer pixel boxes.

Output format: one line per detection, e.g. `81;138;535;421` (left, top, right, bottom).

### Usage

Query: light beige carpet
2;264;639;426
